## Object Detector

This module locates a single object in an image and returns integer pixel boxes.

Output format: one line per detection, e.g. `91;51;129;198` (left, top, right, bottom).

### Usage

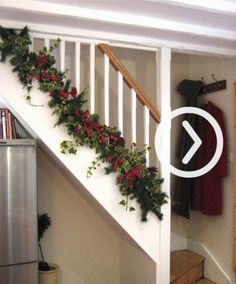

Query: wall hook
212;74;223;88
211;74;218;82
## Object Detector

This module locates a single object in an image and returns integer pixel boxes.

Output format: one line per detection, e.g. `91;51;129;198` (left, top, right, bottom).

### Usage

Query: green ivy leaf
119;200;126;206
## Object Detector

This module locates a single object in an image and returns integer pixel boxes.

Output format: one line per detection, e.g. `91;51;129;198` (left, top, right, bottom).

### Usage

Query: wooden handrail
98;44;161;123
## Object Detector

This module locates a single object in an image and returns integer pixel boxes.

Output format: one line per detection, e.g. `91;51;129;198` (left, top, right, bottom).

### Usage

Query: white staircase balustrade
103;53;110;126
75;41;81;92
131;88;137;144
144;105;150;166
89;43;95;114
117;71;124;134
0;31;171;283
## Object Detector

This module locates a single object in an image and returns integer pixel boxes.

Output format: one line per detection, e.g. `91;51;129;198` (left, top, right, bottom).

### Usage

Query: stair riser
171;262;203;284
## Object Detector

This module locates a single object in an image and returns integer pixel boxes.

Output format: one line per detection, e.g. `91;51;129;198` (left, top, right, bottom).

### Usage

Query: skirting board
188;239;233;284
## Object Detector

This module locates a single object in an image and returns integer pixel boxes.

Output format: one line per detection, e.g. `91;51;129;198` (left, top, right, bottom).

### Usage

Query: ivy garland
0;26;168;221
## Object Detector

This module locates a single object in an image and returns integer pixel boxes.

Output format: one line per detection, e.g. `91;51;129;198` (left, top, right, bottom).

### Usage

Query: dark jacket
172;80;203;218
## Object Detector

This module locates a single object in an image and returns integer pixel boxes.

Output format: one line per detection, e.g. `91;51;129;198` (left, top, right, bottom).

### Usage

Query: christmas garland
0;26;168;221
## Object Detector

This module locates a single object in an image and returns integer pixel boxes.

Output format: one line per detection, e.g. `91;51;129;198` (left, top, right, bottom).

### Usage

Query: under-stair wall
38;147;121;284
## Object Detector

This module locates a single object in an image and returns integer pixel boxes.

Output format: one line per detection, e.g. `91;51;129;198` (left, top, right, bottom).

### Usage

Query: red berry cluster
117;166;143;190
74;110;109;144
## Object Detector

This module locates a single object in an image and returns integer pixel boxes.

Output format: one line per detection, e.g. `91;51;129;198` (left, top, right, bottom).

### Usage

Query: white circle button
155;107;223;178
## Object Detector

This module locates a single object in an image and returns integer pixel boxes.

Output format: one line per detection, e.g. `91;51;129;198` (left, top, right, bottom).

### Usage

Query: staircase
0;28;171;283
171;250;216;284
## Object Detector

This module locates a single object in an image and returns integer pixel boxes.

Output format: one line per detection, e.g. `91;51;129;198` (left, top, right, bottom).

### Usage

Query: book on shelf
0;108;20;139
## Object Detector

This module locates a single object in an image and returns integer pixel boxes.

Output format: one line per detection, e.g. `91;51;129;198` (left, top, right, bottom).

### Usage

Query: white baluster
29;37;34;52
44;38;50;50
118;72;123;134
144;105;150;166
75;42;80;91
89;44;95;113
156;47;171;284
131;89;137;143
60;40;65;72
104;54;110;125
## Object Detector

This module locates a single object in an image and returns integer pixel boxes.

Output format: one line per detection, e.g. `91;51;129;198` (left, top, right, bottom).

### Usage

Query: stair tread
196;278;216;284
170;250;205;282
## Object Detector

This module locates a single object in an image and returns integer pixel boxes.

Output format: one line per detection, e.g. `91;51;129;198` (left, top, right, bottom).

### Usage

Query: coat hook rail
198;75;227;96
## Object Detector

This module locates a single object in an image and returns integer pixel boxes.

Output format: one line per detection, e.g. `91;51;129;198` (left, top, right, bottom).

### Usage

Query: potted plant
38;213;59;284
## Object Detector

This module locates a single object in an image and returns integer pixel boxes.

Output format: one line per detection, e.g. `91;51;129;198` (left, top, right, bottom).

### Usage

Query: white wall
188;55;236;283
37;147;121;284
0;96;6;107
171;53;236;283
119;239;156;284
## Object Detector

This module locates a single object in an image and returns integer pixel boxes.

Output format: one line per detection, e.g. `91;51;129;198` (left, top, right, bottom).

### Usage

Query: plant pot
39;263;59;284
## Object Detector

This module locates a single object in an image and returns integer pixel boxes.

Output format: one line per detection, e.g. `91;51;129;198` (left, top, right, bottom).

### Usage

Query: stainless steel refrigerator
0;139;38;284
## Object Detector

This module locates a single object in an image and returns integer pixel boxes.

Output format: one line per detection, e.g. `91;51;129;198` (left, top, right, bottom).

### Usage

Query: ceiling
0;0;235;56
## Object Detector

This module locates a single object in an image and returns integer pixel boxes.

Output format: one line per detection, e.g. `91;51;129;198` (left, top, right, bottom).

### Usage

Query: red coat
191;102;227;215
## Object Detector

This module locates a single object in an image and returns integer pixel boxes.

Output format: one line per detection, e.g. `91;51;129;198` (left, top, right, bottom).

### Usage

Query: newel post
156;47;171;284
